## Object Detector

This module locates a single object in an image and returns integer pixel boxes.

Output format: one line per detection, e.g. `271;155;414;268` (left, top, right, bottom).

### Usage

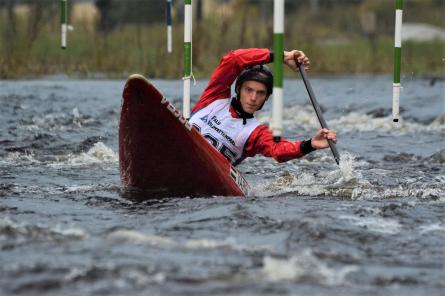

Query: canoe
119;74;249;197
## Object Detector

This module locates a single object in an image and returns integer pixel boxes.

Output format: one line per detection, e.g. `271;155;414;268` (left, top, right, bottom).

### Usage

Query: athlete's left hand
310;128;337;149
284;50;310;71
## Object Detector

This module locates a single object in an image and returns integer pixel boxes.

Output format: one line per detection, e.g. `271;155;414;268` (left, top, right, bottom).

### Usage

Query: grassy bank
1;2;444;79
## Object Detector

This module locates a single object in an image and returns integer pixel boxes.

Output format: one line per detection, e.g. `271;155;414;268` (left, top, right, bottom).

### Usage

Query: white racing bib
189;99;259;165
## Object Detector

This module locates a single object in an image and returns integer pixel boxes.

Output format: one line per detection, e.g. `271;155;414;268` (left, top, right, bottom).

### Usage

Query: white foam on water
254;173;443;200
250;150;444;200
0;217;89;240
252;170;320;197
352;186;444;200
21;113;64;131
21;124;41;131
330;112;445;134
19;107;95;131
48;142;118;168
252;152;373;199
185;238;272;252
420;188;443;199
108;230;272;252
257;105;444;134
51;225;89;239
185;237;241;249
88;142;117;159
1;151;41;166
418;223;445;234
430;114;445;128
1;142;117;168
338;215;402;234
63;184;96;192
124;270;166;286
2;181;119;197
262;249;357;285
108;230;176;248
6;184;59;195
256;105;320;129
63;265;166;286
3;184;64;195
71;106;95;128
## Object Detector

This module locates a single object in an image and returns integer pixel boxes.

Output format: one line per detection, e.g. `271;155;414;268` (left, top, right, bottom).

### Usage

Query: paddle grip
298;63;340;165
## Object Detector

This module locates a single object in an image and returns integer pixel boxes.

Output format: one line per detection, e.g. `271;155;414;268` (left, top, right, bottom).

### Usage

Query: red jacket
192;48;308;163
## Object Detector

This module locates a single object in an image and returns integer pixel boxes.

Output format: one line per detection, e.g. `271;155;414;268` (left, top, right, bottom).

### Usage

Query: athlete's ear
235;85;241;95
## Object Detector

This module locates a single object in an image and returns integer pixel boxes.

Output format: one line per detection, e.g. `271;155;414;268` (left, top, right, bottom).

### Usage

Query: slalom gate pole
166;0;173;53
393;0;403;122
298;64;340;165
61;0;68;49
183;0;192;118
272;0;284;142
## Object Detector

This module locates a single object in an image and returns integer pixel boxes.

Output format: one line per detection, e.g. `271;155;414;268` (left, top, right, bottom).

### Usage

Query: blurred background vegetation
0;0;444;79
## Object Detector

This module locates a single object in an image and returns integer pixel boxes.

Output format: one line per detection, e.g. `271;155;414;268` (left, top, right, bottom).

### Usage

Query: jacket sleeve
191;48;271;114
244;125;309;162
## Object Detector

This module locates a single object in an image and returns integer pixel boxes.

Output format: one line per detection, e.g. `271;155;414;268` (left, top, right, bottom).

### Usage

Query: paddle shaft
298;63;340;165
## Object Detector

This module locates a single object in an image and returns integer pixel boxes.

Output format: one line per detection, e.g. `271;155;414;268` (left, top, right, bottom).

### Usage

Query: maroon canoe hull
118;75;248;197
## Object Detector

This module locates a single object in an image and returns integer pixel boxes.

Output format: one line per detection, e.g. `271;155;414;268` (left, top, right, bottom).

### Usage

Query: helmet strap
231;96;253;125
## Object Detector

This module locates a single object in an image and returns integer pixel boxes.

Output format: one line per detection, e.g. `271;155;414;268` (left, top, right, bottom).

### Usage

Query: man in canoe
189;48;336;166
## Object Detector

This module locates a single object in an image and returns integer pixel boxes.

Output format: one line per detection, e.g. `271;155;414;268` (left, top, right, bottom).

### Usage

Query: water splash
1;151;41;166
250;151;444;200
262;249;357;285
338;152;356;181
48;142;117;168
86;142;117;162
252;152;370;198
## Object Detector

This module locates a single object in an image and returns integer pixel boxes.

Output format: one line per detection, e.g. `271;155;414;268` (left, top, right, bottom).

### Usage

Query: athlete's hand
284;50;310;71
311;128;337;150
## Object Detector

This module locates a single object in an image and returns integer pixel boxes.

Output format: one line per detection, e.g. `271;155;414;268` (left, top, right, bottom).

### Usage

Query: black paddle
298;63;340;165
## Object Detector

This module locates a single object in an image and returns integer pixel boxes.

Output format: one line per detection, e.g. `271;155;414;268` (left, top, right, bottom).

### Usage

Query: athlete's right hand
310;128;337;150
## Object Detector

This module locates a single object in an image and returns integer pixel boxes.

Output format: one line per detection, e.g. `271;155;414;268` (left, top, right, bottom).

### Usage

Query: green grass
1;9;443;79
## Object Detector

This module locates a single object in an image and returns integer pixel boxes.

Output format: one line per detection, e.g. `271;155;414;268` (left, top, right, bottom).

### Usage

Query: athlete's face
239;80;268;114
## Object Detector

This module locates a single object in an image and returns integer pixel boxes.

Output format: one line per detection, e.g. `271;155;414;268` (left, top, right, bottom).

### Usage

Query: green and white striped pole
183;0;192;118
166;0;173;53
272;0;284;142
61;0;68;49
393;0;403;122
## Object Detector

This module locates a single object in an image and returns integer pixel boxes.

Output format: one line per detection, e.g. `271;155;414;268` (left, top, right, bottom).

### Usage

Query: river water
1;75;444;295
